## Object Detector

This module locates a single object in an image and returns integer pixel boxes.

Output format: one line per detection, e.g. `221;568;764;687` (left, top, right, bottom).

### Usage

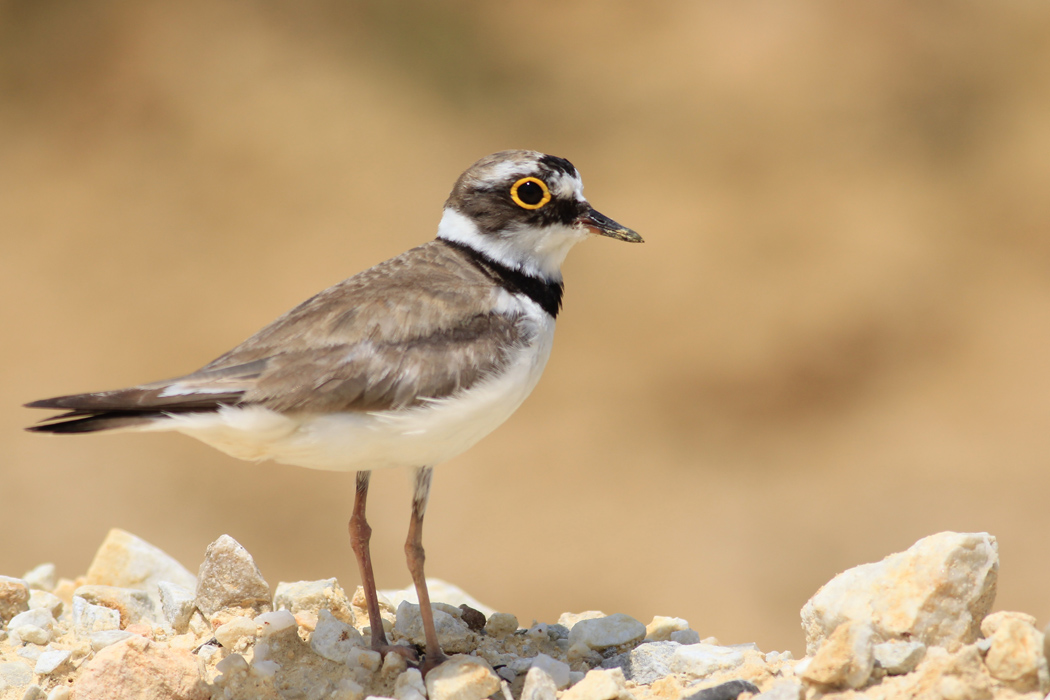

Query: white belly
153;314;555;472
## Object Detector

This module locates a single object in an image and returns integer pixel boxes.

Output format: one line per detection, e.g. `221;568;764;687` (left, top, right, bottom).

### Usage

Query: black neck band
441;239;564;318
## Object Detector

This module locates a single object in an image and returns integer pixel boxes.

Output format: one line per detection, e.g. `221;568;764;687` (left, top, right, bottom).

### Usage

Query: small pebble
34;649;72;675
530;652;571;689
22;565;56;592
485;612;518;638
157;581;196;634
254;610;297;636
71;596;120;638
90;629;134;651
873;640;926;675
567;613;646;650
214;615;257;649
27;591;63;618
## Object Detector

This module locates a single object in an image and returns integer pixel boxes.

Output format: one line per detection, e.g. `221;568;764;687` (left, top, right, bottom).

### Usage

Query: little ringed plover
26;149;643;671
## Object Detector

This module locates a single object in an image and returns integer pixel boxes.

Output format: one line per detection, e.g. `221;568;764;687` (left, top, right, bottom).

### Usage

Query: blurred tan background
3;1;1050;656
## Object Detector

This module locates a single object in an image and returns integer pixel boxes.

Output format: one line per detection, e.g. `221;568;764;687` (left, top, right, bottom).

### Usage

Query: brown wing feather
27;240;528;430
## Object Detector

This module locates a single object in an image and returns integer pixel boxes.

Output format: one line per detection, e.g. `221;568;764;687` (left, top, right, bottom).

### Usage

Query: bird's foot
419;651;449;677
372;643;419;664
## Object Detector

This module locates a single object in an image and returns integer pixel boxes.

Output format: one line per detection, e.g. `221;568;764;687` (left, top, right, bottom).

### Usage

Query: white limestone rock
425;654;501;700
7;608;54;645
89;629;135;651
873;640;926;675
529;653;571;689
22;564;56;592
982;612;1045;688
34;649;72;675
71;596;121;638
800;621;875;689
28;590;63;618
158;581;197;634
379;579;495;617
0;575;30;625
561;668;630;700
521;666;559;700
393;600;475;654
214;615;257;650
801;531;998;654
567;613;646;650
84;529;196;600
669;643;746;678
484;612;518;638
274;578;355;625
194;534;271;619
74;584;159;626
311;609;366;664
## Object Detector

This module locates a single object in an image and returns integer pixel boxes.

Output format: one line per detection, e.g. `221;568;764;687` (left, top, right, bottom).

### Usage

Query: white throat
436;207;587;281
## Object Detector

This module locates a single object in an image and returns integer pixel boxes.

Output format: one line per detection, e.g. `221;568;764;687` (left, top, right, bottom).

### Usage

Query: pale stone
194;534;271;619
378;579;495;617
754;680;804;700
85;529;196;600
394;668;427;700
800;621;875;689
7;608;54;645
74;584;158;626
71;596;121;637
873;640;926;675
90;629;135;651
530;652;571;689
0;576;30;624
393;601;475;654
521;666;558;700
34;649;72;675
214;615;258;649
561;668;629;700
801;531;997;654
28;590;63;618
254;609;297;636
74;635;208;700
984;615;1044;685
557;610;605;629
606;641;678;685
567;613;645;650
158;581;196;634
425;655;501;700
22;564;56;592
484;612;518;638
669;643;745;678
981;610;1037;637
311;609;365;663
274;578;355;625
48;687;71;700
645;616;690;641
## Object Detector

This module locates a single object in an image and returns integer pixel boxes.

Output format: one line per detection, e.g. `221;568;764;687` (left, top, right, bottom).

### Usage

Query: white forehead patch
549;171;585;202
484;159;539;183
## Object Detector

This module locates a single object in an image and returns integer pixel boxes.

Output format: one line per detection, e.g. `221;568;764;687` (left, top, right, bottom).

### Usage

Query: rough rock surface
801;531;998;654
1;528;1043;700
194;534;272;620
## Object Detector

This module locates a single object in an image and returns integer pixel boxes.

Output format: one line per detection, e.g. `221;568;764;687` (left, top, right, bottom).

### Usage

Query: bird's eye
510;177;551;210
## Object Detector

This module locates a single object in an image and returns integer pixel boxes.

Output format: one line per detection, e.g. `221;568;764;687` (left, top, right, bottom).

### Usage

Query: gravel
0;528;1042;700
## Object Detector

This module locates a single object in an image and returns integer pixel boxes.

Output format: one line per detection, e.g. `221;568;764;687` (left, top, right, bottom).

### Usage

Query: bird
25;149;643;671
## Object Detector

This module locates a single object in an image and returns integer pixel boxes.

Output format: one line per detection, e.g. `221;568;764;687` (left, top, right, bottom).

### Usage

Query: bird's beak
577;207;644;243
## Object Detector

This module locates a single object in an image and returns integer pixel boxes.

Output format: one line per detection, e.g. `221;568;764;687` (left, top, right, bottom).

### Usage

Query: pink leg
405;466;448;673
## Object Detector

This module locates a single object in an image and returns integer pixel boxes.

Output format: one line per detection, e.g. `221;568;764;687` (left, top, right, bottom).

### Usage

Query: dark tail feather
27;410;161;433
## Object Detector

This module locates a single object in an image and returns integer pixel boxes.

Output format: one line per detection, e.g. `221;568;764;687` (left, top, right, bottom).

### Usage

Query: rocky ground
0;529;1042;700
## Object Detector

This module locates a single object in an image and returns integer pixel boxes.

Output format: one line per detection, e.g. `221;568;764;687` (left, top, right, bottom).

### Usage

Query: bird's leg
406;466;447;673
348;470;391;650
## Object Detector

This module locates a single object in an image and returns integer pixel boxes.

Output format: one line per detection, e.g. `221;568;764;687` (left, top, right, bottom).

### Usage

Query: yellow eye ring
510;177;551;210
